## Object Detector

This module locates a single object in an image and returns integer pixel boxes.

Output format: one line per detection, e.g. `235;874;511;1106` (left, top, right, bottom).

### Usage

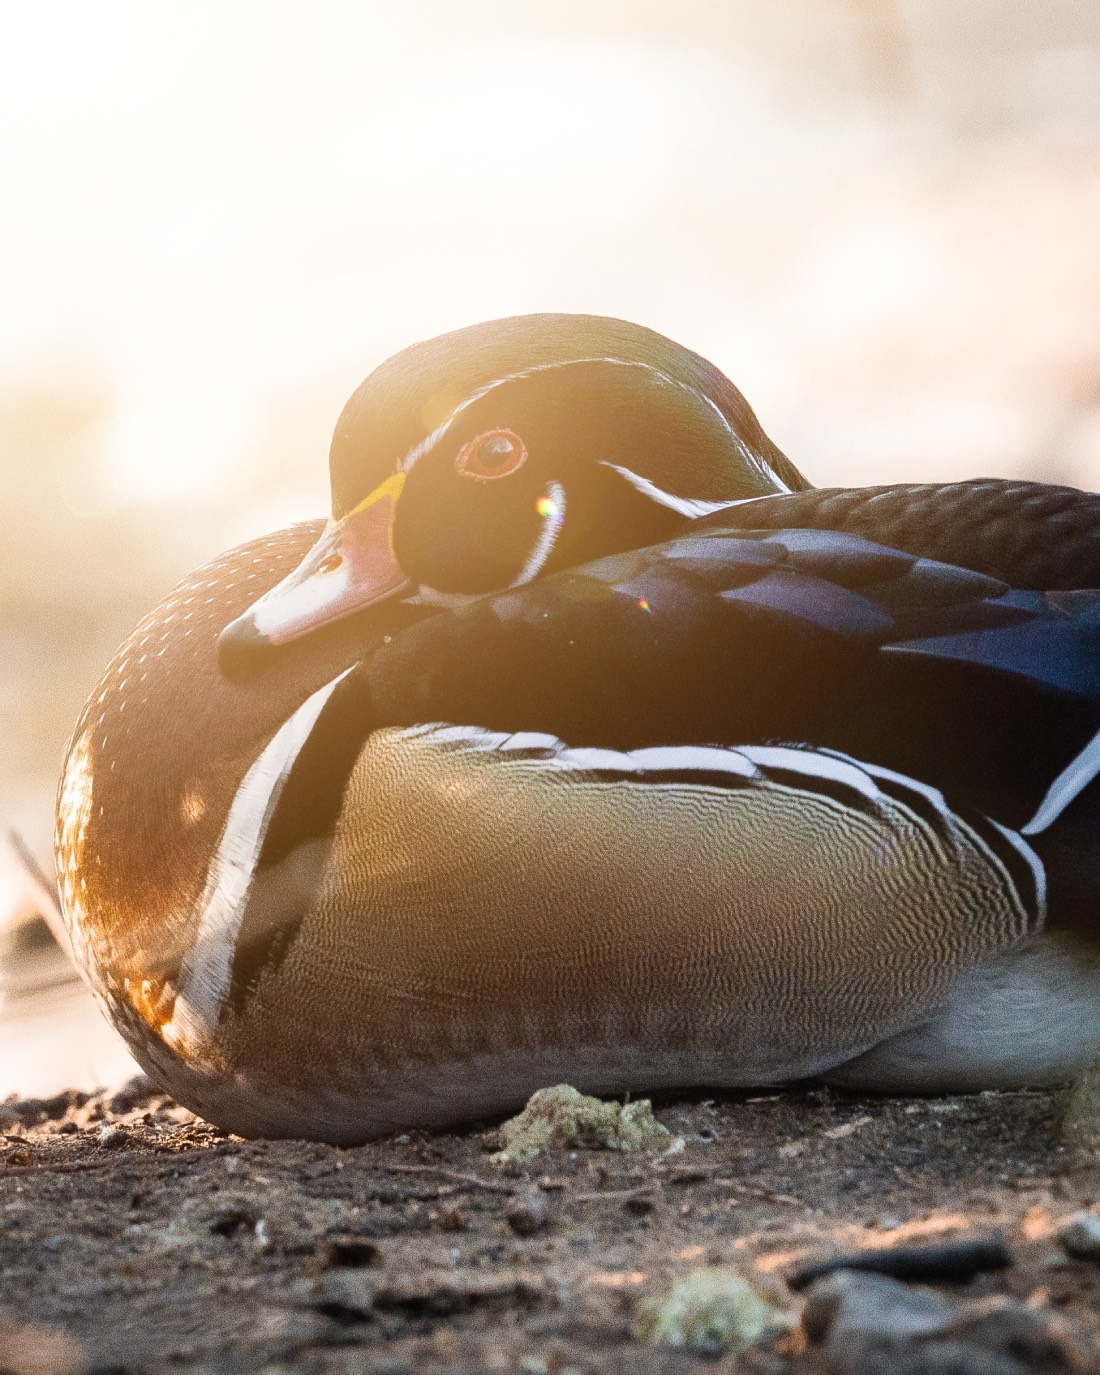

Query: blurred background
2;0;1100;1095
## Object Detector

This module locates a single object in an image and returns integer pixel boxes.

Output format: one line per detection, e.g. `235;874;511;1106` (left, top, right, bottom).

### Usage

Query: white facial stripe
162;670;352;1052
407;483;566;605
602;462;742;519
511;481;566;587
398;355;790;494
399;415;461;474
1022;725;1100;836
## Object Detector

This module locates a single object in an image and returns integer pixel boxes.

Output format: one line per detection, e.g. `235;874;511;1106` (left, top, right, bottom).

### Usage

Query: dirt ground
0;1073;1097;1375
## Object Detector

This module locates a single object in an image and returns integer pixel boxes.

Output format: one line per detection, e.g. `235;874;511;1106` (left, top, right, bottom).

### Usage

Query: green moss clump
491;1084;682;1164
634;1268;790;1354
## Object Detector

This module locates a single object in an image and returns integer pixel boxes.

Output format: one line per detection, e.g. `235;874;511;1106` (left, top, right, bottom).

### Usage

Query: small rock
802;1271;956;1345
803;1270;1090;1374
633;1268;791;1355
507;1187;551;1237
1057;1211;1100;1261
96;1126;128;1150
492;1085;683;1164
946;1300;1089;1375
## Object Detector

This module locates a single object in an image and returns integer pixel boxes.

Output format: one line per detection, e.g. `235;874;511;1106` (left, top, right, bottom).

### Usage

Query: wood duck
55;314;1100;1143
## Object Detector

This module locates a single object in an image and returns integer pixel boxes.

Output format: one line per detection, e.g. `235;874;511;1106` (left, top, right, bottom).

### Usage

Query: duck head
220;314;806;667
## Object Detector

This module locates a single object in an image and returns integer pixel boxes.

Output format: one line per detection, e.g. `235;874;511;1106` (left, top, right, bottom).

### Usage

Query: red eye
455;428;528;481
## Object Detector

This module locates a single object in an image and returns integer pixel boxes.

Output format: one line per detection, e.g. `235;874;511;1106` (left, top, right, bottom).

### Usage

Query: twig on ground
381;1164;514;1194
715;1177;804;1207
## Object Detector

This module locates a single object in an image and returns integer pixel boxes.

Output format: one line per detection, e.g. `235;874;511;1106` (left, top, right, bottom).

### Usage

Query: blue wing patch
720;569;894;638
890;623;1100;702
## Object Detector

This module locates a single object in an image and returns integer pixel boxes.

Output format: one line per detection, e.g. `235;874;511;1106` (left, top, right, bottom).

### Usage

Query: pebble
801;1270;955;1345
803;1269;1090;1373
1057;1211;1100;1261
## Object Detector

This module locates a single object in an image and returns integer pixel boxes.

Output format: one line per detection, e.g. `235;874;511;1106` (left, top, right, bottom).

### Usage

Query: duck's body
55;315;1100;1142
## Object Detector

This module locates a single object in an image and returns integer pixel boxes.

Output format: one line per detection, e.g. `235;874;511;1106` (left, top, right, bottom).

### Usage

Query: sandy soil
0;1075;1097;1374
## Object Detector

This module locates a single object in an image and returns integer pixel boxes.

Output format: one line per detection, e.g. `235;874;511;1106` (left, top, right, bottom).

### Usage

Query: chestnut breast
54;525;402;1040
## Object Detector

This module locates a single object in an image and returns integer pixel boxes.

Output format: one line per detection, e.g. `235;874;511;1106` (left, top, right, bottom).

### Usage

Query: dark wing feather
363;525;1100;830
714;480;1100;591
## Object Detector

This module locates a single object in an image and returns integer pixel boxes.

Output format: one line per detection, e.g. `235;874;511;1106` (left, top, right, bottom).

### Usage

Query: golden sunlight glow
2;1;1100;1098
55;726;95;933
180;789;208;828
1;11;721;515
2;2;1099;524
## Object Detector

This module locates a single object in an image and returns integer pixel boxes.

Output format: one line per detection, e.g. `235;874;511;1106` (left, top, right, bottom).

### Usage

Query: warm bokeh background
2;0;1100;1092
